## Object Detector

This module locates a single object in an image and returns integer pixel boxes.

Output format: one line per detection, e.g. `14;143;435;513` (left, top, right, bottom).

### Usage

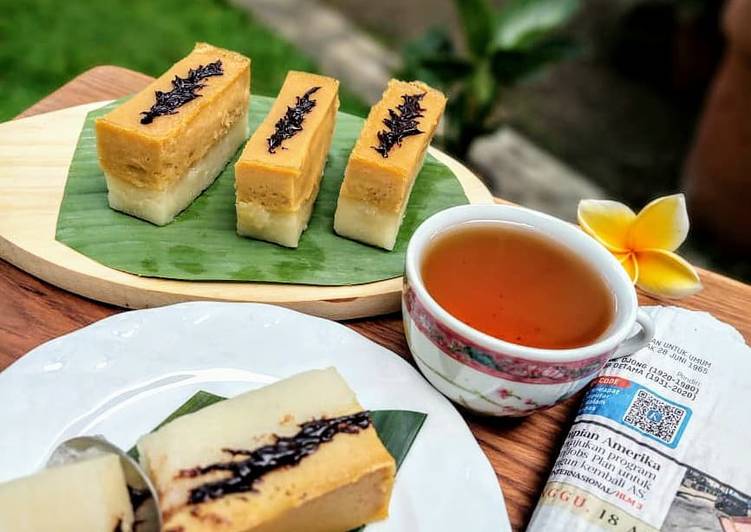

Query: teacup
402;204;655;416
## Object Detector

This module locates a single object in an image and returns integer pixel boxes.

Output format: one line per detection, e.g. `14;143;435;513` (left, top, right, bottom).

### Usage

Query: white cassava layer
105;119;249;226
333;153;424;251
236;190;317;248
333;197;405;251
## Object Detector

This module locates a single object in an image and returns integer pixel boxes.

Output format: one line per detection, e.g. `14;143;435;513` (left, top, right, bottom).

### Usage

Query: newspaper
528;306;751;532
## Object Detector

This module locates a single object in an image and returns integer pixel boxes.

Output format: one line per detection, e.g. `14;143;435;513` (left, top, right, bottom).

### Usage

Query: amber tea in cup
421;221;616;349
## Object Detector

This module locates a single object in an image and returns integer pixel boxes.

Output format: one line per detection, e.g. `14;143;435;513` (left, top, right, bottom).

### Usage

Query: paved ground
232;0;398;103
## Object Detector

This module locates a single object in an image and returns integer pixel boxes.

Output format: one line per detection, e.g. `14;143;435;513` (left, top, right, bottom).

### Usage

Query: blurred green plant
0;0;368;121
399;0;581;158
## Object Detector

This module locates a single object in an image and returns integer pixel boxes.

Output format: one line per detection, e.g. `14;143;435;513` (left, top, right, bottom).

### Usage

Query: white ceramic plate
0;302;509;532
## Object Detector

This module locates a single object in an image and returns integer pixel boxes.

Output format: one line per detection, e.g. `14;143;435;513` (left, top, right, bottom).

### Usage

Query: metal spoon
47;436;163;532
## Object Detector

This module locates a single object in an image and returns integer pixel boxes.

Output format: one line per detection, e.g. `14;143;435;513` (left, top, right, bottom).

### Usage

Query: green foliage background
399;0;580;158
0;0;368;121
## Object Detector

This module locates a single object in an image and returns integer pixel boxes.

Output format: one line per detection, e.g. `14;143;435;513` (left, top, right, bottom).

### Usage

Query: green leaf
128;391;427;532
469;60;495;109
370;410;427;469
411;56;475;86
56;96;469;285
400;27;473;88
127;390;224;462
155;391;226;429
491;37;579;84
492;0;580;51
454;0;495;57
403;26;455;59
350;410;427;532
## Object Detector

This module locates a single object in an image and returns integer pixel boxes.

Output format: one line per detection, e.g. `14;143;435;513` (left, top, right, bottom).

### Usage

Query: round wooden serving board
0;101;493;319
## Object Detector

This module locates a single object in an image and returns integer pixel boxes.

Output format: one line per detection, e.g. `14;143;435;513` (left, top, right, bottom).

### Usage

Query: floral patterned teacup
402;204;655;417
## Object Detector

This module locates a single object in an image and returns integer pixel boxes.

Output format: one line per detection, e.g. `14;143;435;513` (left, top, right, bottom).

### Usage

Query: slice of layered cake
334;80;446;250
137;368;395;532
96;42;251;225
234;71;339;247
0;453;135;532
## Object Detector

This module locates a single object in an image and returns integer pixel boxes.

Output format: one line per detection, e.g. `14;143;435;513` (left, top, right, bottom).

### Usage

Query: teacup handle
609;309;655;360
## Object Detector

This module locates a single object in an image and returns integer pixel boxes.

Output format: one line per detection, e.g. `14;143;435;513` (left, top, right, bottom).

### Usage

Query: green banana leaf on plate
56;96;468;285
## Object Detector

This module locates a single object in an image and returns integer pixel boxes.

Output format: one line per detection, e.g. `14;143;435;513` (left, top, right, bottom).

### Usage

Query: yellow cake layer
0;454;134;532
96;42;250;191
234;71;339;212
138;369;395;532
337;79;446;213
107;118;249;226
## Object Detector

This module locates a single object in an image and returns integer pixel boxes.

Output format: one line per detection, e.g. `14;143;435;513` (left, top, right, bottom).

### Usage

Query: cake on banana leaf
334;79;446;250
137;368;395;532
95;42;251;226
234;71;339;247
0;453;134;532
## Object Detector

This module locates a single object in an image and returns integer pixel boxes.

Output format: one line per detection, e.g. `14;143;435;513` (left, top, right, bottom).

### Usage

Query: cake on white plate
0;453;135;532
137;368;396;532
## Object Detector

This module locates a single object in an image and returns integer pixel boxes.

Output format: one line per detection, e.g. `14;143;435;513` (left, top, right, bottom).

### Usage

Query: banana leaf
128;390;427;531
56;96;468;285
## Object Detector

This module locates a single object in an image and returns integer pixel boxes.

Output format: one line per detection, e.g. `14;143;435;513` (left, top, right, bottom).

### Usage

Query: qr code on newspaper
623;389;687;444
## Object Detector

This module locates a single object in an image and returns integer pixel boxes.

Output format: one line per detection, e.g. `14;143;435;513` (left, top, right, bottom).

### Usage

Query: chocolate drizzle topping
372;92;427;157
180;411;371;504
267;86;321;153
140;60;224;124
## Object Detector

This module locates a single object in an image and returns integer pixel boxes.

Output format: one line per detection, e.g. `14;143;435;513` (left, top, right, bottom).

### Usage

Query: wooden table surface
3;66;751;530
